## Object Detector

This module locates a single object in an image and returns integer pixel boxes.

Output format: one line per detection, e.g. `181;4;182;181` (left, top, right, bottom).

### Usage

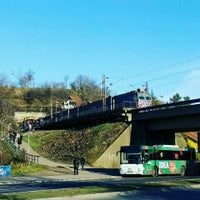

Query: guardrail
25;153;40;163
135;98;200;113
5;138;40;164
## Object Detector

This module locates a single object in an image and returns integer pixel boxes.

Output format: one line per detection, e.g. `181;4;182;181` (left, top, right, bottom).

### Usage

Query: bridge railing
25;153;40;163
4;138;40;164
135;98;200;113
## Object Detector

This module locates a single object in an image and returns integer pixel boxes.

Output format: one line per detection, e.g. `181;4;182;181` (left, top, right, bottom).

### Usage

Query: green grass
22;122;128;165
0;186;116;200
1;179;200;200
23;130;62;150
11;163;48;176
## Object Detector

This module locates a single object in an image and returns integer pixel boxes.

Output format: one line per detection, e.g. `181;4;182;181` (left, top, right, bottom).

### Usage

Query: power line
133;65;200;88
125;55;200;81
112;56;200;94
110;55;200;87
153;73;200;89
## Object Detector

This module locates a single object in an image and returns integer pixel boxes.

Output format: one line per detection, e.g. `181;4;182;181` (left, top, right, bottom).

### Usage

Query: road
2;140;200;199
1;174;200;200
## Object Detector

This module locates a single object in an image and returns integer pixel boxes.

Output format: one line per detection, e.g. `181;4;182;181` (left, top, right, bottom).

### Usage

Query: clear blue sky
1;0;200;102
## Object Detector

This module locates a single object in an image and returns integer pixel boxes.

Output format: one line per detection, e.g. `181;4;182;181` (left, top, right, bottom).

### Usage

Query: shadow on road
85;168;120;176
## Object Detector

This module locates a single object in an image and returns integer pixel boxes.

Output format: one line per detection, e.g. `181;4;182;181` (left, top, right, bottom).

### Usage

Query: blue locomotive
39;89;152;127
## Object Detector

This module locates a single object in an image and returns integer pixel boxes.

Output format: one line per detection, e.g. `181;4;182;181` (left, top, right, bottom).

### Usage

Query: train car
137;90;152;108
39;89;152;127
111;89;152;110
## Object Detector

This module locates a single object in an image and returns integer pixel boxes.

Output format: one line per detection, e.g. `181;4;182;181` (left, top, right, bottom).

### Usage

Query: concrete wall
14;112;46;123
93;124;132;168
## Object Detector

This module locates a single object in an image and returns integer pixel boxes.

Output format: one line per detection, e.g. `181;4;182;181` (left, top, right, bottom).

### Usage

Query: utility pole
145;82;149;93
102;74;106;111
50;99;53;118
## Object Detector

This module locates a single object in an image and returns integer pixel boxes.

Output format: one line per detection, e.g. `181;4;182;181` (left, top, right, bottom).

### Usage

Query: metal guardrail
25;153;40;163
5;138;40;164
135;98;200;113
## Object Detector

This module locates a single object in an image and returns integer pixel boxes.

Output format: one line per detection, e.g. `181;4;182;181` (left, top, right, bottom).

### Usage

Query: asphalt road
1;175;200;200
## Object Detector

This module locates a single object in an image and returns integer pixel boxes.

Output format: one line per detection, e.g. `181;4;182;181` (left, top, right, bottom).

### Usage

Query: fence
5;138;40;164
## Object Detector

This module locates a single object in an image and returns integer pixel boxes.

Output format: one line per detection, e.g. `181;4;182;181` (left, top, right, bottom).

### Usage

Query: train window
146;97;151;100
139;96;145;100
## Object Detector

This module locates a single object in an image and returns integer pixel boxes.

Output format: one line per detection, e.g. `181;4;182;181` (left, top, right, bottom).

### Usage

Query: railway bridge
39;98;200;149
130;98;200;148
36;98;200;168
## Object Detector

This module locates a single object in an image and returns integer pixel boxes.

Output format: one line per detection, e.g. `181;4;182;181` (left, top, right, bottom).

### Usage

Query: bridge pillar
131;121;148;145
198;132;200;153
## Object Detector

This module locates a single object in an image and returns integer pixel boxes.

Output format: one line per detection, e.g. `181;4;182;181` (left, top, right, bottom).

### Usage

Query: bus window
120;152;128;164
174;152;179;159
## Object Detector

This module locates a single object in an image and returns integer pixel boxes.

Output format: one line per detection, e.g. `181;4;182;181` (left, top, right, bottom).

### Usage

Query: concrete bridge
95;99;200;168
35;98;200;168
38;98;200;147
130;98;200;148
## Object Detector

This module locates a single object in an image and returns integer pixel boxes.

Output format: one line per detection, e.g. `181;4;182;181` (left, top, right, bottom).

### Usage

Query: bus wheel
152;167;158;178
180;166;186;176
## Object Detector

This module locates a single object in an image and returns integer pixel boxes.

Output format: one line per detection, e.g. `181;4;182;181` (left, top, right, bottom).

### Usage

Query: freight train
39;89;152;127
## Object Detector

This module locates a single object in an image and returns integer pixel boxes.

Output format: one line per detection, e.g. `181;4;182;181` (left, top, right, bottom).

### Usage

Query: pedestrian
80;157;85;170
73;157;79;175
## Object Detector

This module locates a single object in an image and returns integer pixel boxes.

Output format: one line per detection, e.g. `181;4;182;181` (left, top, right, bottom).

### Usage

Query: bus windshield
121;152;143;164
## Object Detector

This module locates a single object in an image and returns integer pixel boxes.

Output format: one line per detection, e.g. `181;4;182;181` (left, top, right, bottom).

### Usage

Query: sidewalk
11;136;121;182
20;137;73;169
0;136;121;200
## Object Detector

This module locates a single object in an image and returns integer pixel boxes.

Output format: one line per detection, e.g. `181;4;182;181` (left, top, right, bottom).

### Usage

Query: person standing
80;157;85;171
73;157;79;175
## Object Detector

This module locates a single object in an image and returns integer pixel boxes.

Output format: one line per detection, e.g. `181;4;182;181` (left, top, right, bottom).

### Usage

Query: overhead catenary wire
109;55;200;95
132;64;200;88
125;55;200;81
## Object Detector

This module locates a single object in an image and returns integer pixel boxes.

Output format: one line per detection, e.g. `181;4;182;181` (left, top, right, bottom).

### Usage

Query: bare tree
0;73;9;87
63;75;69;89
17;69;35;88
70;75;101;103
0;87;16;137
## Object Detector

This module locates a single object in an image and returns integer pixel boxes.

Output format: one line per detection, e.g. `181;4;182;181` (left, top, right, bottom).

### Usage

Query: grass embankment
23;122;128;165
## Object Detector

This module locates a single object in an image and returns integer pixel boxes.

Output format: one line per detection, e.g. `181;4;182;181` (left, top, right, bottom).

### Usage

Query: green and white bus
119;145;196;177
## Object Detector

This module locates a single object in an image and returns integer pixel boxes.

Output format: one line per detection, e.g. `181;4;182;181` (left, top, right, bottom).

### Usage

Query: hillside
13;87;72;113
24;122;128;165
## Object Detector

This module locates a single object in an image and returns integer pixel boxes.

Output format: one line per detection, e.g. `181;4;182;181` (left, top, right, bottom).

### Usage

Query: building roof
68;95;82;106
184;132;198;141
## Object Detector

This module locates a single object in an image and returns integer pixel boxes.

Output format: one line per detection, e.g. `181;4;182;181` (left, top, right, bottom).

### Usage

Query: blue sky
0;0;200;102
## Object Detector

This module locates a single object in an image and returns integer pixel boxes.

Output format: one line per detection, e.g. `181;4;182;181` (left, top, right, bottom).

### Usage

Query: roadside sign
0;166;11;177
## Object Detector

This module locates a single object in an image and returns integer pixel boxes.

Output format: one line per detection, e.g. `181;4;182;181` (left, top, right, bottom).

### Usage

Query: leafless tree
17;69;35;88
0;87;16;137
0;73;9;86
70;75;102;103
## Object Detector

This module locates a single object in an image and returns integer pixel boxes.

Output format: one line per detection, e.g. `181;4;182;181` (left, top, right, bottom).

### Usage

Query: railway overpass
39;98;200;149
34;98;200;168
130;98;200;149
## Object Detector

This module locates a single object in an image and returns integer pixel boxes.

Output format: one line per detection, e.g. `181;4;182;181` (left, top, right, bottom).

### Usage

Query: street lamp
27;122;32;154
55;101;59;122
102;74;109;111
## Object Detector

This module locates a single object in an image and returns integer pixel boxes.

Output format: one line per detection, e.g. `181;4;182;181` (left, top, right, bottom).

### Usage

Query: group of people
73;157;85;175
8;128;23;150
